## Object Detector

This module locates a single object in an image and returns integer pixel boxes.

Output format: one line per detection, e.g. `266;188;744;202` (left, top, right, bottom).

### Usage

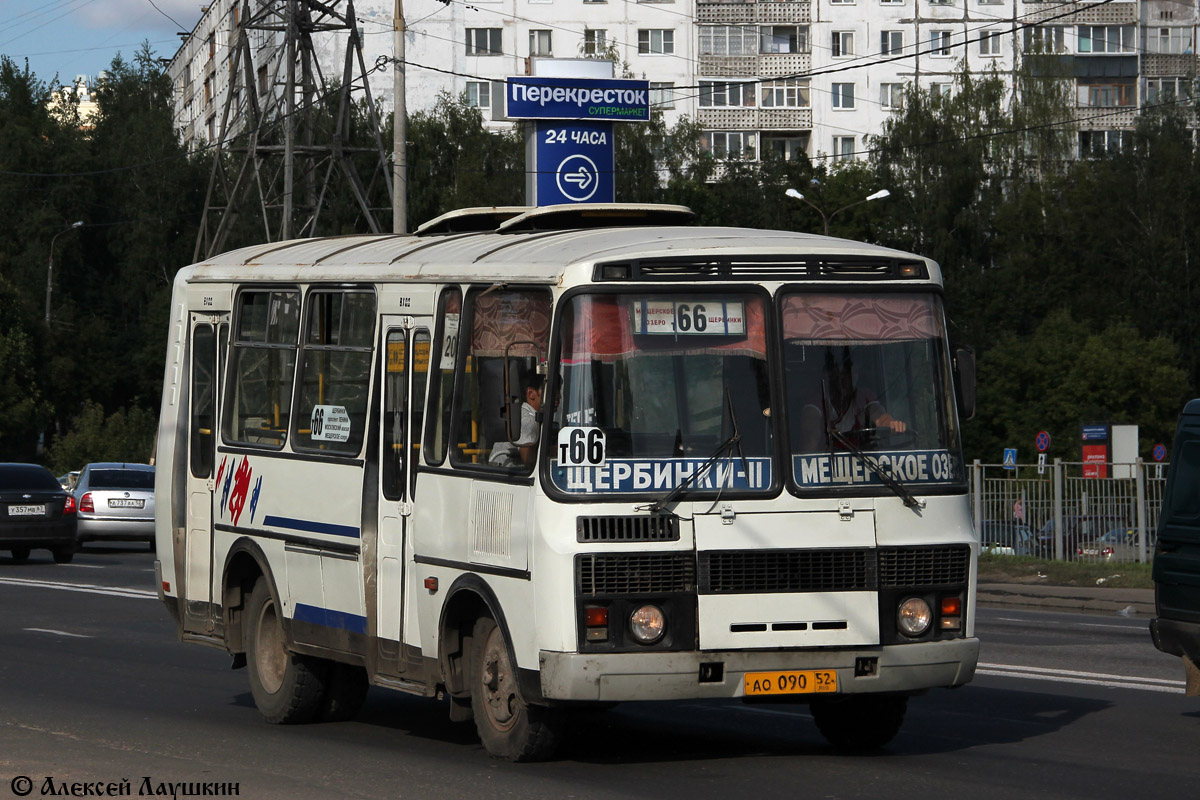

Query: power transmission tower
195;0;393;260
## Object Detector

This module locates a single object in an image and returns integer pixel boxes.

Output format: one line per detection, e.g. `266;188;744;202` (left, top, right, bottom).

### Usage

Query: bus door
375;318;431;677
183;311;228;635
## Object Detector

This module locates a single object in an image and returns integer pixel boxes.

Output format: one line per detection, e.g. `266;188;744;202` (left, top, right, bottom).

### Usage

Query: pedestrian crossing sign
1003;448;1017;470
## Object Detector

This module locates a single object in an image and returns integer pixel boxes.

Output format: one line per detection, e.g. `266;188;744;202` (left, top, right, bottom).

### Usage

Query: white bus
155;204;979;761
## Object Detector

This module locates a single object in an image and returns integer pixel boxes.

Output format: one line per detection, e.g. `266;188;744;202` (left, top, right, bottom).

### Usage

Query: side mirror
952;345;976;421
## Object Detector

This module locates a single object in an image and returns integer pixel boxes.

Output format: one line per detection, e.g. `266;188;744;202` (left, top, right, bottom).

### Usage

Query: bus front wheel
469;615;563;761
810;694;908;750
246;575;327;724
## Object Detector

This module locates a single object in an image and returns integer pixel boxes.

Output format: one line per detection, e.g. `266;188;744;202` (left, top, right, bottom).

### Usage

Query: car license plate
8;504;46;516
108;498;145;508
744;669;838;696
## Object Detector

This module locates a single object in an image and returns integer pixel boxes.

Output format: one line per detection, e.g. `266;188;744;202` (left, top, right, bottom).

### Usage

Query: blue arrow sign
534;120;614;205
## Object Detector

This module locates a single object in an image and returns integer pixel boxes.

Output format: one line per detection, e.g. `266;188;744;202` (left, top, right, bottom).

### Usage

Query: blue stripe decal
263;515;360;539
293;603;368;635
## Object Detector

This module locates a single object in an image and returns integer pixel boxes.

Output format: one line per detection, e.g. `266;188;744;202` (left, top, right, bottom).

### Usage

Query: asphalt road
1;545;1198;799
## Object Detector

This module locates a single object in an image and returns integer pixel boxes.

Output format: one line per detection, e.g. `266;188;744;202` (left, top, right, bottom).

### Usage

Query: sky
0;0;205;85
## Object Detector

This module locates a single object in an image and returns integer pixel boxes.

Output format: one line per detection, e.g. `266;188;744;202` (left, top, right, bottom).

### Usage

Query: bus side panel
155;270;192;615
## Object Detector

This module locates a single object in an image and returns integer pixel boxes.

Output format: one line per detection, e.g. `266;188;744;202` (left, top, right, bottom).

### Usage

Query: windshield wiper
637;431;743;514
827;428;921;510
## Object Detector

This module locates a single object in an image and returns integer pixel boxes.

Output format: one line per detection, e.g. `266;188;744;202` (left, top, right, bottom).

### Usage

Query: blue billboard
534;120;615;204
507;77;650;122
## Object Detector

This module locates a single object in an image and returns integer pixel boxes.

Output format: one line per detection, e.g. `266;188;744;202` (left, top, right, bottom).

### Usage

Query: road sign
1154;443;1167;462
533;120;614;205
1003;448;1017;470
1037;453;1047;475
1035;430;1051;452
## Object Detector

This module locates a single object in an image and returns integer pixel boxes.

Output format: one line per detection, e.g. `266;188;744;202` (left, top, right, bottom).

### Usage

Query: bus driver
489;372;544;469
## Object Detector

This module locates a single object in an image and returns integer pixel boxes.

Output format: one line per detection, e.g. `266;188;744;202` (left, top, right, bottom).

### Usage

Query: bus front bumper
539;638;979;702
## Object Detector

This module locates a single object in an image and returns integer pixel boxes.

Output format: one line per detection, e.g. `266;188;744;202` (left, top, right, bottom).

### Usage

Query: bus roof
183;205;941;286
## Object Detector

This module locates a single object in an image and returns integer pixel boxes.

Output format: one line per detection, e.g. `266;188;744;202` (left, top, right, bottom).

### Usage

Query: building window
704;131;756;160
880;82;905;110
831;0;854;4
833;136;856;161
931;82;953;100
1147;77;1193;104
1149;27;1193;55
978;0;1002;4
1078;82;1135;108
699;81;755;108
881;30;903;55
760;25;808;55
583;29;608;55
257;64;268;95
880;0;903;4
1079;129;1130;157
638;29;675;55
930;30;952;56
465;80;491;108
979;31;1002;56
831;82;855;109
700;25;759;56
760;79;810;108
1024;25;1066;54
832;31;854;58
1077;26;1135;54
650;82;676;109
466;28;502;56
530;29;552;57
204;76;212;105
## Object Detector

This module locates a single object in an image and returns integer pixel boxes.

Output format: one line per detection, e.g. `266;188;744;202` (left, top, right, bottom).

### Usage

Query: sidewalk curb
977;583;1155;617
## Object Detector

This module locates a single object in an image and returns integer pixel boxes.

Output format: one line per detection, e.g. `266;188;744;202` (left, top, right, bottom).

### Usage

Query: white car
74;463;155;549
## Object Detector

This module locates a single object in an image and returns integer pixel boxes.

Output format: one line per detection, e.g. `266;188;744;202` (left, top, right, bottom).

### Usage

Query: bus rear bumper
539;638;980;702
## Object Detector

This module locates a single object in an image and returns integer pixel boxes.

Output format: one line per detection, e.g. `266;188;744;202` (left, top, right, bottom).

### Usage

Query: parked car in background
73;463;155;549
979;521;1036;556
1077;527;1147;562
0;463;77;563
1037;515;1128;560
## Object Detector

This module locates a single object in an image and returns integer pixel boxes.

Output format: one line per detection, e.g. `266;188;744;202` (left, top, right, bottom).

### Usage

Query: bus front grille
698;549;875;595
576;515;679;543
576;553;695;596
878;545;971;588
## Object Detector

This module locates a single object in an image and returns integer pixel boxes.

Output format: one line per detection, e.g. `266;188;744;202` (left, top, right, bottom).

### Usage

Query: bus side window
410;330;430;497
382;330;406;501
424;287;462;466
224;289;300;448
293;290;376;456
190;324;216;478
451;287;551;471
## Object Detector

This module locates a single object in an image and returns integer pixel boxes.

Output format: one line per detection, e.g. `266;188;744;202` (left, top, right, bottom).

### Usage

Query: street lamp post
46;220;83;327
785;187;890;236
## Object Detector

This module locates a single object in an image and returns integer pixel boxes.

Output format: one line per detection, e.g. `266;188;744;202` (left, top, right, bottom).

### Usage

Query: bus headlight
629;605;666;644
897;598;932;637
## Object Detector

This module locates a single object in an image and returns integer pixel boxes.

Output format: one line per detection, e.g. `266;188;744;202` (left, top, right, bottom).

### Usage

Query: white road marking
23;628;92;638
977;662;1184;693
64;563;104;569
0;576;156;599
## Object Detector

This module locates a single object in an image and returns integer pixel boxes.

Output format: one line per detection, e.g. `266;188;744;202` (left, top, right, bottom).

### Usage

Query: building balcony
698;107;812;129
1075;105;1137;128
1025;1;1135;26
1142;53;1198;77
697;1;811;25
699;52;810;78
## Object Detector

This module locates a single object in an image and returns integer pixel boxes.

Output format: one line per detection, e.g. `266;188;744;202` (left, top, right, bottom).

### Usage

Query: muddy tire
469;616;563;761
245;575;327;724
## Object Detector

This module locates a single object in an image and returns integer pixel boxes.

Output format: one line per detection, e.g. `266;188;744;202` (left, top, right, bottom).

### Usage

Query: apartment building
167;0;1199;164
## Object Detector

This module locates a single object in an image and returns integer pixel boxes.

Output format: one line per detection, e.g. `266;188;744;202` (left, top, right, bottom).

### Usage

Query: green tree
45;400;157;473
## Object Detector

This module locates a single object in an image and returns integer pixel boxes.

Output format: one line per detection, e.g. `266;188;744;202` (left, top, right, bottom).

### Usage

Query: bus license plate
8;505;46;516
744;670;837;696
109;499;145;508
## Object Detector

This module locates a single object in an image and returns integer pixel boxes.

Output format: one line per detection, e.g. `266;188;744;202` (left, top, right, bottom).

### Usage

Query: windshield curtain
781;292;964;491
550;292;773;496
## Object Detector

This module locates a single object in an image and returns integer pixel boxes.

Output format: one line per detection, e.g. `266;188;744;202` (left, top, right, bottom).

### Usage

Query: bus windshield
550;292;773;496
781;291;964;492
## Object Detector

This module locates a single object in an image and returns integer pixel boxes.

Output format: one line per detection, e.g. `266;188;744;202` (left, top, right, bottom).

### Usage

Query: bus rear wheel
469;615;563;761
810;694;908;750
246;575;327;724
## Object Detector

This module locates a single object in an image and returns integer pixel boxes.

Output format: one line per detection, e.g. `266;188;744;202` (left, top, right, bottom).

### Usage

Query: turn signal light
940;596;962;631
585;606;609;642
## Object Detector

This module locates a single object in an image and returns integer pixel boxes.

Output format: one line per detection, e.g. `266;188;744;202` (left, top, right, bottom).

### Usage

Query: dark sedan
0;463;77;563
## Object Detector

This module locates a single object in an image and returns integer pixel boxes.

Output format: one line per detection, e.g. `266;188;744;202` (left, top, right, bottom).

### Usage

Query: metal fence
969;459;1169;563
